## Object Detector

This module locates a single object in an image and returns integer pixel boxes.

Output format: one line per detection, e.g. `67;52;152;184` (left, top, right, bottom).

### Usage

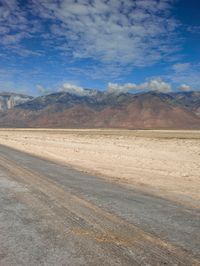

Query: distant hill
0;90;200;129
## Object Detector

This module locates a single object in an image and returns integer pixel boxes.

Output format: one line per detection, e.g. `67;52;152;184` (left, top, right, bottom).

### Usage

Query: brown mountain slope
92;94;200;129
0;92;199;129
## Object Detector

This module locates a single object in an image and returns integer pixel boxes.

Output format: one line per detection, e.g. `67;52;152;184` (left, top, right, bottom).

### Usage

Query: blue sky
0;0;199;95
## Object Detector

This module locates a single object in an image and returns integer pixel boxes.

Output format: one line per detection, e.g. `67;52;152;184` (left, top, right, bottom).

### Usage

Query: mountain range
0;90;200;129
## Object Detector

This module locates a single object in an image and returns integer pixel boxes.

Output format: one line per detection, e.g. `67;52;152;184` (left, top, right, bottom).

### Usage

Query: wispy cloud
0;0;198;93
169;62;200;89
0;1;27;46
172;62;191;72
187;25;200;34
36;85;54;95
0;0;44;56
31;0;179;67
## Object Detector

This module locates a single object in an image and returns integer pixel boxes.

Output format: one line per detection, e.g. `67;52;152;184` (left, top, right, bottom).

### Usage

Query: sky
0;0;199;95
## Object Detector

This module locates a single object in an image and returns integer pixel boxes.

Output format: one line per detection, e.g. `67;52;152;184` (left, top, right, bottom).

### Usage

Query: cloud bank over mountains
45;78;192;96
107;78;172;94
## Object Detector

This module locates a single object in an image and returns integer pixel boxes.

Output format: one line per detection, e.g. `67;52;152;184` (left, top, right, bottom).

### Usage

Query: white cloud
179;84;191;92
59;83;84;94
59;83;97;96
143;78;172;93
107;78;172;94
107;82;137;94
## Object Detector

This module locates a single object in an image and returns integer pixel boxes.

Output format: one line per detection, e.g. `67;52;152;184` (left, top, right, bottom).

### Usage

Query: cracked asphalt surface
0;144;199;265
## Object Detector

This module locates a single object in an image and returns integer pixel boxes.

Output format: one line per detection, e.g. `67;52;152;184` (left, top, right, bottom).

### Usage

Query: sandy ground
0;129;200;206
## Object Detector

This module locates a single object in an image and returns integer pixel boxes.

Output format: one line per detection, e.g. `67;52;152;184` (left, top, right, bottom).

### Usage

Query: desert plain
0;129;199;207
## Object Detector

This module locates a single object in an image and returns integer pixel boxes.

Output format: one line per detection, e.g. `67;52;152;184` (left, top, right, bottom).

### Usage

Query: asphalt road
0;144;199;266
